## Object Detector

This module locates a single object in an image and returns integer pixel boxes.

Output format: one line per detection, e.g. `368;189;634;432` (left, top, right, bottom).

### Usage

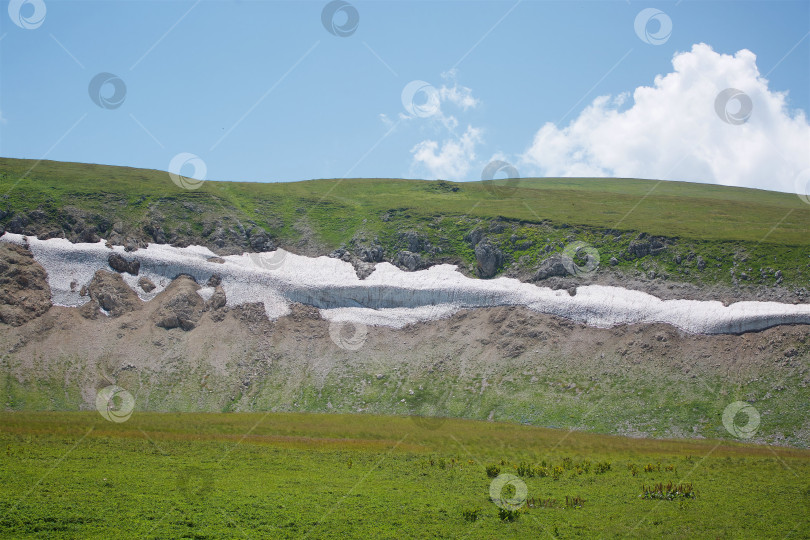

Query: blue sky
1;0;809;191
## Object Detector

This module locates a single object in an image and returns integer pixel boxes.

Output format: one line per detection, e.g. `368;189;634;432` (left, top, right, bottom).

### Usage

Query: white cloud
520;43;810;193
402;71;484;180
411;126;482;180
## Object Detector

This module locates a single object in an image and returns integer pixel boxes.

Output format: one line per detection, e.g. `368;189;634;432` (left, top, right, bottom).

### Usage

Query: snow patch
3;232;810;334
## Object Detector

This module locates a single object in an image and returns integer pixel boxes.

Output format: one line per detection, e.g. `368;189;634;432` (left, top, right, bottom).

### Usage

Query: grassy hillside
2;157;809;242
2;157;810;291
1;412;808;538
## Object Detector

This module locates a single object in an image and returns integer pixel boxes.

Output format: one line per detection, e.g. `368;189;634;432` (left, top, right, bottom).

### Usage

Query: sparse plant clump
486;464;501;478
594;461;611;474
461;508;481;522
526;497;557;508
498;507;520;521
641;482;696;501
565;495;586;508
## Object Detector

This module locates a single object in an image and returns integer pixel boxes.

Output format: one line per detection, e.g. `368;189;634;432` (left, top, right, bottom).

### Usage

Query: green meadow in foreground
0;412;808;539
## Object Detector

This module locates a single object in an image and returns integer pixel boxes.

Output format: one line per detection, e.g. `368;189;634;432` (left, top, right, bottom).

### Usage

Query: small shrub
498;508;520;521
516;462;534;477
565;495;586;508
461;508;481;522
486;464;501;478
641;482;696;501
594;461;611;474
561;457;573;470
535;466;551;478
552;465;565;480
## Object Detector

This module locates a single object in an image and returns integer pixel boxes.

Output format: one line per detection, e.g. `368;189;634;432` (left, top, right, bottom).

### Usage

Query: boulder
533;255;569;280
152;275;205;331
474;241;503;278
206;285;227;311
393;251;423;272
463;228;485;248
400;231;427;253
627;233;666;259
85;270;141;317
359;245;384;263
108;253;140;275
249;232;274;252
138;276;156;292
0;242;52;326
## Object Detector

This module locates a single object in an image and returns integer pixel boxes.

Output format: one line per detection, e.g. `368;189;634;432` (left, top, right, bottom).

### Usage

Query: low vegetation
0;411;808;538
2;158;810;291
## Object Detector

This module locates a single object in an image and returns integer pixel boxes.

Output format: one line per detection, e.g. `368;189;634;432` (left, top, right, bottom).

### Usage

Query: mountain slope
2;158;810;303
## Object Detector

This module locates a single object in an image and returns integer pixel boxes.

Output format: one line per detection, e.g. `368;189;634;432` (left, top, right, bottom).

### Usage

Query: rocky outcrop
533;255;569;281
152;275;205;331
627;233;666;259
206;285;227;311
359;245;384;263
83;270;141;317
138;276;156;292
399;231;429;253
0;242;52;326
474;241;503;278
393;251;423;272
464;228;484;248
108;253;140;275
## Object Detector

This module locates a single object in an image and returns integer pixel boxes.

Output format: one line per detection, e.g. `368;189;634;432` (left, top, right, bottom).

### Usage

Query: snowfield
4;232;810;334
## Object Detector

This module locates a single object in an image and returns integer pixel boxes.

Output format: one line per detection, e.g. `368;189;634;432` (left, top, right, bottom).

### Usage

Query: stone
393;251;422;272
85;270;141;317
108;253;140;275
474;241;503;278
0;242;52;326
138;276;156;292
533;255;569;280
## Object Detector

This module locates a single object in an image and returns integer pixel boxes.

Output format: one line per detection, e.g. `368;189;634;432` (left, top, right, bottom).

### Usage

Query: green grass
0;412;808;538
3;157;810;289
2;157;809;243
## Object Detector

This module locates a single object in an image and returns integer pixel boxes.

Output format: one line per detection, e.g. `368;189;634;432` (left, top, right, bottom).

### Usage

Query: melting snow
3;232;810;334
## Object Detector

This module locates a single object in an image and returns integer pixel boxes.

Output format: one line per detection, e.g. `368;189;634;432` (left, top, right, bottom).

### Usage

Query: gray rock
360;245;384;263
206;286;227;311
696;256;706;270
533;255;569;280
400;231;427;253
6;214;30;234
249;232;274;252
138;276;156;292
627;233;666;259
393;251;423;272
474;241;503;278
108;253;140;275
206;273;222;287
463;228;485;248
